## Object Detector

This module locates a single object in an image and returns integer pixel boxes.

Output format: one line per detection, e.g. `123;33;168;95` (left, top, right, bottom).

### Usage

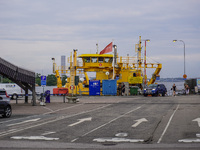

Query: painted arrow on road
7;118;41;126
132;118;148;128
68;117;92;127
192;118;200;127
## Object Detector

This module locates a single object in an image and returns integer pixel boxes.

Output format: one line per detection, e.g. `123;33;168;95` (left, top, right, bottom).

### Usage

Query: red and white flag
99;42;113;54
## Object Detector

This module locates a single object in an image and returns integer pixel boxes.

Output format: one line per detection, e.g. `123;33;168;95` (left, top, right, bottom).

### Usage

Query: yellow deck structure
52;36;162;95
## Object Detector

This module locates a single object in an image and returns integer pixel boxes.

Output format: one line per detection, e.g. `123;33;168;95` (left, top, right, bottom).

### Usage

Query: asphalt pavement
0;95;200;150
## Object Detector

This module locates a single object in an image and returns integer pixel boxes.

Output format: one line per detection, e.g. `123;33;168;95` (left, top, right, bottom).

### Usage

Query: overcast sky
0;0;200;78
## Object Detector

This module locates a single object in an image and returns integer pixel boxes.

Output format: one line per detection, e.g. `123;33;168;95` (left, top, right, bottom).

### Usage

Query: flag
99;42;113;54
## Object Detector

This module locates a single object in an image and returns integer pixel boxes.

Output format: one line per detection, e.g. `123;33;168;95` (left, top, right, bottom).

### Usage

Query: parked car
143;84;167;97
0;89;12;118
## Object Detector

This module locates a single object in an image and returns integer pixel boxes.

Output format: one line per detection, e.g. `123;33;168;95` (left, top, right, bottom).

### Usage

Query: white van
0;83;24;99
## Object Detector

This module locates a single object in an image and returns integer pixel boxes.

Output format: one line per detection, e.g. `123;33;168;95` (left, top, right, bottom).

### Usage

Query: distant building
61;56;66;78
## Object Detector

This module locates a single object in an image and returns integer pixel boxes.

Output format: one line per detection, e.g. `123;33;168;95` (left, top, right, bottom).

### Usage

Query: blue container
102;80;117;95
45;90;50;103
89;80;100;96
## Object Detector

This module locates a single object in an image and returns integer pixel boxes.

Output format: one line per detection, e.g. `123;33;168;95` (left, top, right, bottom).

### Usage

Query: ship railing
54;65;69;74
117;56;143;64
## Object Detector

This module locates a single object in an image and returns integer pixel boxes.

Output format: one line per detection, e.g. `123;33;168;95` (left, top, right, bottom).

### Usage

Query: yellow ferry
52;36;162;95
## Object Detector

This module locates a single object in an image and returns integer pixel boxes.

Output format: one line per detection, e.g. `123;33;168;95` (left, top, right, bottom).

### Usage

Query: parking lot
0;95;200;150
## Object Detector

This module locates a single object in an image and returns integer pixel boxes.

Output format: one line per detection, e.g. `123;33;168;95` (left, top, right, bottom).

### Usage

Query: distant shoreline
156;78;186;82
156;78;200;82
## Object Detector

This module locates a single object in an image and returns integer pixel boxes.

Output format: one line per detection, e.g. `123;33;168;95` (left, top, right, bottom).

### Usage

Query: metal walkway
0;57;36;105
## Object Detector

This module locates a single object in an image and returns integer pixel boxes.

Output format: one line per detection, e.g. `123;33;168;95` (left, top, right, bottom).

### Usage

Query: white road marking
132;118;148;128
0;104;83;124
7;118;40;127
192;118;200;127
41;131;56;136
196;133;200;138
11;136;59;141
43;104;84;115
68;117;92;127
71;138;78;143
93;137;144;143
71;106;142;142
179;139;200;143
157;104;180;144
0;129;17;135
179;133;200;143
115;133;128;137
43;107;54;112
0;104;111;137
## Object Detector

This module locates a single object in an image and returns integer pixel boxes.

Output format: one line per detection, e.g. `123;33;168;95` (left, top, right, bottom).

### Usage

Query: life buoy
70;85;75;90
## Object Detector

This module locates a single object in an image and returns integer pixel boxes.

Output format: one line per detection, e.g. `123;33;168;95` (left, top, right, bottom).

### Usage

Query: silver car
0;89;12;118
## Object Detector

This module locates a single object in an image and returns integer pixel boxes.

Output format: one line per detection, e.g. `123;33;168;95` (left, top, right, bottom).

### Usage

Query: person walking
185;84;190;95
172;83;176;96
117;83;122;96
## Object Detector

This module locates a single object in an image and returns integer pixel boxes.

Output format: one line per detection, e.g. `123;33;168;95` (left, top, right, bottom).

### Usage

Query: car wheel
3;106;12;118
153;92;158;97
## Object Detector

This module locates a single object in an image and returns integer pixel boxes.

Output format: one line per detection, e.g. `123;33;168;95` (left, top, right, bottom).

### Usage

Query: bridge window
84;57;90;63
110;58;113;63
104;57;113;63
91;57;97;63
98;57;104;63
105;58;110;63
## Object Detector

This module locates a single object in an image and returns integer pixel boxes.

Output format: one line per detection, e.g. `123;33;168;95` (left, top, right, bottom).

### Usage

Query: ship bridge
78;54;113;71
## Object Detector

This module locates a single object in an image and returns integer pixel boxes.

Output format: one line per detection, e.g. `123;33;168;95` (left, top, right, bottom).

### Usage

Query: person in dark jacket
172;83;176;96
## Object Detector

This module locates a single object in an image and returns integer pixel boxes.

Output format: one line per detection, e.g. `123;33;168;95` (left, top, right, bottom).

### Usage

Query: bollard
40;93;46;106
79;89;82;96
63;94;65;103
15;96;18;104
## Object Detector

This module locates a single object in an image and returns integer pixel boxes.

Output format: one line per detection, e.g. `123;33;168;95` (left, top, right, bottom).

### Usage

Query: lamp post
173;40;186;79
142;39;150;85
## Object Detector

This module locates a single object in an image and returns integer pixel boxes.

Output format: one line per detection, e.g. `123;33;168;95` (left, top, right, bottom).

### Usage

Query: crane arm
55;70;62;88
84;72;89;85
52;58;62;88
148;64;162;85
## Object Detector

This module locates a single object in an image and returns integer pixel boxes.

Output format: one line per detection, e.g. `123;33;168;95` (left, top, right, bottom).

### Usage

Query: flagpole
96;43;99;54
113;44;117;80
113;46;114;79
99;42;114;79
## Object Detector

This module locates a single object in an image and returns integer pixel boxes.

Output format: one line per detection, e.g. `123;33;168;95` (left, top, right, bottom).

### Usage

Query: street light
142;39;150;85
173;40;186;79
